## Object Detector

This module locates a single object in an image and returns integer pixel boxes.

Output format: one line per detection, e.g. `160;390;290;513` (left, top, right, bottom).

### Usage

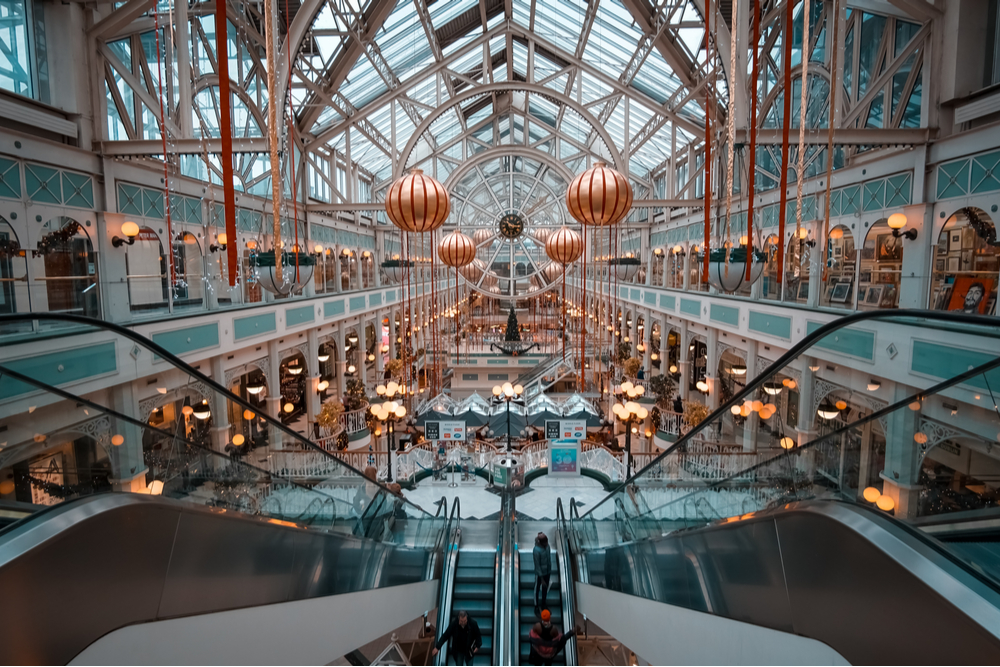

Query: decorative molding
716;341;746;361
918;417;966;459
247;356;270;377
811;379;844;414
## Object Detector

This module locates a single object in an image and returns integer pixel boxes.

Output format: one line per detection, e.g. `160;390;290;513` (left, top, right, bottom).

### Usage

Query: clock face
498;212;525;240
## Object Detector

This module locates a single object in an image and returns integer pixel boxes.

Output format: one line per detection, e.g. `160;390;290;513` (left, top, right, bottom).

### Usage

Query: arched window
821;225;857;308
126;226;168;313
35;217;99;318
173;232;204;309
859;220;900;310
931;208;998;315
0;216;28;323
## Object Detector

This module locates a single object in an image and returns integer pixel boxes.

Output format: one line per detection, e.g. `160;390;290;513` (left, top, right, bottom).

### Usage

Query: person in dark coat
528;609;577;665
533;532;552;614
431;610;482;665
672;394;683;414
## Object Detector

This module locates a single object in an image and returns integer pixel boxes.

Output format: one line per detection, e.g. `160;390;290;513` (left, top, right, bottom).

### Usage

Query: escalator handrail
493;489;517;666
433;497;461;666
0;313;435;518
611;348;1000;540
554;498;578;666
583;308;1000;519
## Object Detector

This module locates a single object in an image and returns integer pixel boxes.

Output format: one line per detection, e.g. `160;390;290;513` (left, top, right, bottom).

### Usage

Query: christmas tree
505;306;521;342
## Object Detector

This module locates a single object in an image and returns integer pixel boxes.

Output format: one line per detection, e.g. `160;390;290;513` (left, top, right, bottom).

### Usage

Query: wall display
832;245;843;258
949;231;963;252
545;419;586;440
831;280;852;303
876;234;902;262
858;286;867;302
425;421;467;441
947;256;960;273
548;438;581;476
859;270;872;283
860;247;875;260
880;284;898;308
946;276;995;314
935;259;945;272
797;281;810;300
865;285;883;305
824;285;835;302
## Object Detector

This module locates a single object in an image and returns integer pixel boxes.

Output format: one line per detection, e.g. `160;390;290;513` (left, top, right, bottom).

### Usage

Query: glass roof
291;0;716;186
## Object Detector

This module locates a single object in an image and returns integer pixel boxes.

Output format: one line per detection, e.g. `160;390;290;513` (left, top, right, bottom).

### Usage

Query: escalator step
455;566;496;583
452;599;494;615
454;582;494;599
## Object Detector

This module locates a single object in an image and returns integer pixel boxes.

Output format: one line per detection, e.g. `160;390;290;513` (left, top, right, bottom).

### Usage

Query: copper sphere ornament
566;161;633;226
385;169;450;233
473;228;493;246
438;230;476;268
542;261;563;283
460;258;486;282
545;226;584;265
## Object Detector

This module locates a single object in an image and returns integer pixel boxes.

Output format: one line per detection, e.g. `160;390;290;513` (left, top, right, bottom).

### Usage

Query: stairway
450;550;495;666
518;548;566;666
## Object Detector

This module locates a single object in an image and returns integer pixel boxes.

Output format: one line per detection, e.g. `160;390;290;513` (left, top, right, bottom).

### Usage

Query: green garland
252;250;316;267
708;247;767;264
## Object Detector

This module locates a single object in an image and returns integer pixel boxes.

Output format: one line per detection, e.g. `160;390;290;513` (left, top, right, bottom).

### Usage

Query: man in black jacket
431;610;482;665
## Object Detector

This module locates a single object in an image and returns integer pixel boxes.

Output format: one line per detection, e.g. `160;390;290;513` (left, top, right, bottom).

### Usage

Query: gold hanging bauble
545;226;584;265
566;161;633;226
385;169;450;233
438;230;476;267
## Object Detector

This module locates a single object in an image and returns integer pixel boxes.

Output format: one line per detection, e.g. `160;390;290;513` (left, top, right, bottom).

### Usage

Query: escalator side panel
777;512;1000;664
0;494;437;665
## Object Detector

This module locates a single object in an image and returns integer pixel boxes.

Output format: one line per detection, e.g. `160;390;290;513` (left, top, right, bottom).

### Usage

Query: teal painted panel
61;171;94;209
349;295;366;311
630;288;640;300
644;291;656;305
660;294;676;310
748;311;791;339
385;289;396;302
710;303;739;327
840;185;861;215
519;360;535;364
619;286;628;298
152;323;220;356
487;373;509;380
234;312;276;340
885;173;911;208
680;298;701;316
324;299;345;318
487;360;508;365
142;188;164;218
911;340;1000;391
118;183;143;216
937;160;970;200
369;292;382;306
24;163;60;204
0;157;21;199
462;374;479;381
805;321;875;360
863;179;886;212
0;341;117;400
971;151;1000;194
286;305;315;327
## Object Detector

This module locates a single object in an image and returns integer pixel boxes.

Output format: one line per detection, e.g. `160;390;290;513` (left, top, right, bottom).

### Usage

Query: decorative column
682;246;692;291
796;359;817;446
209;355;231;455
389;310;397;359
375;310;385;380
881;380;922;518
898;203;933;309
642;309;653;376
109;383;149;492
742;341;759;452
334;325;347;399
306;328;321;434
355;250;363;289
266;339;282;420
705;328;719;412
807;220;822;307
678;322;691;401
333;252;343;293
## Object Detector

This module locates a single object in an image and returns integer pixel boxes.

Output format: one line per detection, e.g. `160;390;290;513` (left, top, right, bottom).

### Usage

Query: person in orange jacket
528;609;577;665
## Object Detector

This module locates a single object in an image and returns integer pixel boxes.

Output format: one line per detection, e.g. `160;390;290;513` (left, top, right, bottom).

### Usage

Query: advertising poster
549;438;580;476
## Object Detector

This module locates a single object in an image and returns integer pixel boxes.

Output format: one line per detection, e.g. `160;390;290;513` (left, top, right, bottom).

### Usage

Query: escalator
518;546;565;666
449;550;496;665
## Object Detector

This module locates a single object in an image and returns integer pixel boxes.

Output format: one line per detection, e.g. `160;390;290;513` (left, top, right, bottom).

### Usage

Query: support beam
99;138;270;155
734;128;933;145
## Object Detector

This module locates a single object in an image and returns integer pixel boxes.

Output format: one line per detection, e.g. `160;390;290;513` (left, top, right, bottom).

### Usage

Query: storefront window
930;208;998;315
859;220;901;309
126;226;168;313
0;216;29;326
172;232;204;310
821;225;857;308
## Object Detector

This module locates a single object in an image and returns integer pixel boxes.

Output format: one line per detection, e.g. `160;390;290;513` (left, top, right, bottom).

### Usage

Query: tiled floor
402;473;612;520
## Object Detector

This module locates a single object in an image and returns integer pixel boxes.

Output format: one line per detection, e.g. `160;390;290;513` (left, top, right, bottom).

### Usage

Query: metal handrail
433;497;461;666
554;498;579;667
492;491;508;666
493;488;519;666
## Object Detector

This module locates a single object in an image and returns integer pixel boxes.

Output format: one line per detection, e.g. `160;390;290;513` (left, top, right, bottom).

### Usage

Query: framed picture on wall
949;231;963;252
833;245;843;258
859;270;872;283
824;285;835;302
876;234;902;262
831;280;853;303
935;258;945;272
866;285;883;305
937;242;948;256
987;296;997;316
935;286;953;310
946;276;996;313
880;284;898;308
858;286;868;302
947;256;960;272
797;281;810;300
861;247;875;261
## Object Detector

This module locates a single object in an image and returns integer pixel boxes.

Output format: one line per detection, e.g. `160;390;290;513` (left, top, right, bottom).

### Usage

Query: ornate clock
498;212;525;240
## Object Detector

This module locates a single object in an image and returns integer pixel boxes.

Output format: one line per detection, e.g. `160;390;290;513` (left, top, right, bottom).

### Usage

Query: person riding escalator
431;610;482;666
528;609;578;666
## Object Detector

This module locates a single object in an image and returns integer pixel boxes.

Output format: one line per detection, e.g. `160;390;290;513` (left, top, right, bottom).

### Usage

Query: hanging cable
152;9;177;287
723;0;739;269
703;0;713;284
746;0;761;281
823;0;842;282
777;0;794;289
796;0;811;242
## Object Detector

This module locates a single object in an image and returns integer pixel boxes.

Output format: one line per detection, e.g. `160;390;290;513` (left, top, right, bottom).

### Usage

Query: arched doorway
35;217;99;317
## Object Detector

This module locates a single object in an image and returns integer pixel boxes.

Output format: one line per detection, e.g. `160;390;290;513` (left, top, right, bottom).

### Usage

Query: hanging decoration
707;246;767;292
473;228;493;247
565;162;634;227
263;0;283;285
215;0;239;286
822;0;842;281
703;0;714;285
796;0;811;242
438;230;476;339
546;226;584;361
746;0;761;281
723;0;738;263
776;0;794;287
